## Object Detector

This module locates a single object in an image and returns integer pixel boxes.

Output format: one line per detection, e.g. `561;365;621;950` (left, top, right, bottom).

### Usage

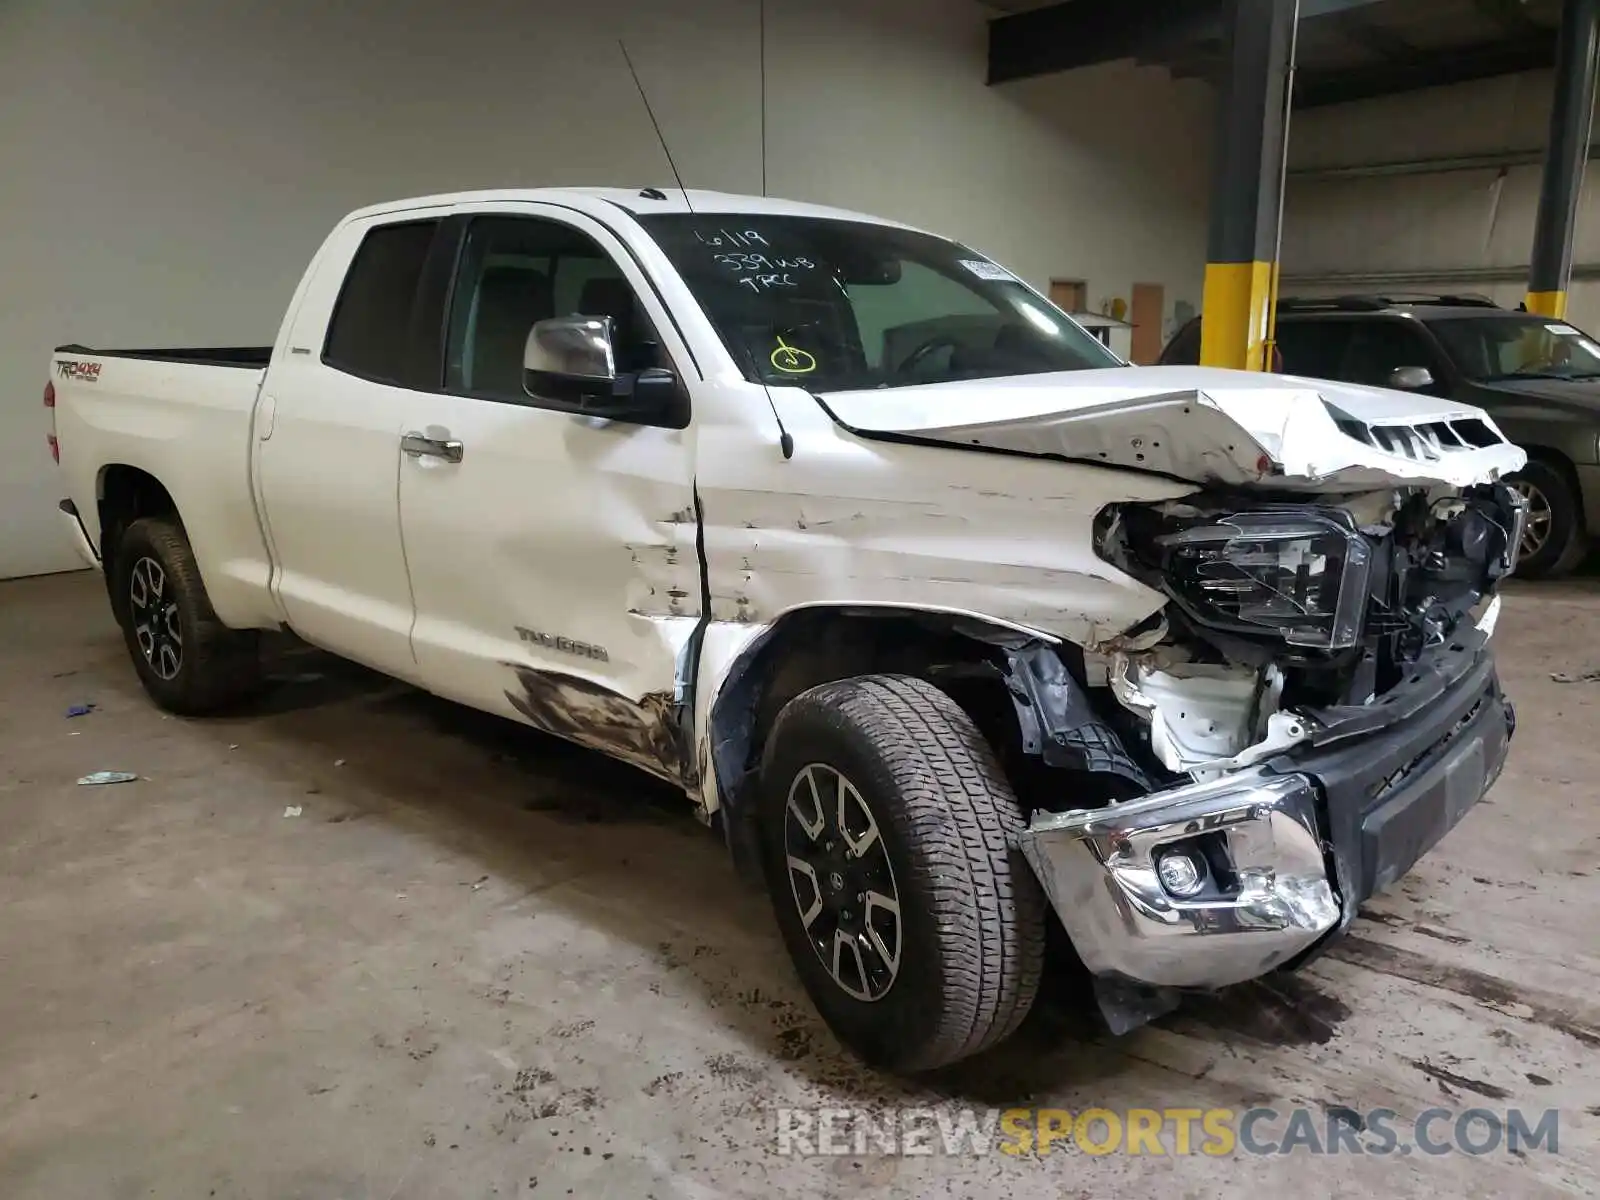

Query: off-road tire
113;517;262;714
758;673;1046;1072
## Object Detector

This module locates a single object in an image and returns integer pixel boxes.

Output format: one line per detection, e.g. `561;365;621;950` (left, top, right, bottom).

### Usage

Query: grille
1373;692;1490;798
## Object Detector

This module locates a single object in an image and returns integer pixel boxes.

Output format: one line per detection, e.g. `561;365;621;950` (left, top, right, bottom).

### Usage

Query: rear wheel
1509;458;1586;579
758;674;1046;1072
113;517;263;714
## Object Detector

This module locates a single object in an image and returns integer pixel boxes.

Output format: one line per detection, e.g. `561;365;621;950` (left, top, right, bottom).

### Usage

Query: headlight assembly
1155;511;1372;650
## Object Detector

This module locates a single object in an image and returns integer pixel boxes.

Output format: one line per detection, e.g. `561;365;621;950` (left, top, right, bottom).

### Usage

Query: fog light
1156;849;1206;898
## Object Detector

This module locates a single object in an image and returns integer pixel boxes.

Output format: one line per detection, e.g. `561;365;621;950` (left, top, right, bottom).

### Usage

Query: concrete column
1200;0;1298;371
1527;0;1600;319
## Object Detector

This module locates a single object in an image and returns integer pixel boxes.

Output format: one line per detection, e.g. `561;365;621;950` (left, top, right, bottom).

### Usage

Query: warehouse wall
0;0;1212;579
1283;70;1600;326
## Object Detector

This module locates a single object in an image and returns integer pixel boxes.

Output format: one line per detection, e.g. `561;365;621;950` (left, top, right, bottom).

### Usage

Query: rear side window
324;220;440;384
1274;320;1354;379
1337;319;1441;387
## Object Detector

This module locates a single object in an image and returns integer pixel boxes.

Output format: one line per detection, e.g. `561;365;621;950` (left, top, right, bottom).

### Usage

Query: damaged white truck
50;188;1525;1072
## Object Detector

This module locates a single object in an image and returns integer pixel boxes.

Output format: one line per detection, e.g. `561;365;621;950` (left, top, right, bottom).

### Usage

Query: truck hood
1477;374;1600;418
819;365;1526;492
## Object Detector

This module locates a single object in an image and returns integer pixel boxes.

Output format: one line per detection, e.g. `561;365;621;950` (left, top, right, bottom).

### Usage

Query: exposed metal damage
504;665;686;787
998;467;1525;1029
821;366;1528;491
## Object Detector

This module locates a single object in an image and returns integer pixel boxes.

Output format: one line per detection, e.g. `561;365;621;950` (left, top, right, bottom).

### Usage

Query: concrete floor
1;571;1597;1198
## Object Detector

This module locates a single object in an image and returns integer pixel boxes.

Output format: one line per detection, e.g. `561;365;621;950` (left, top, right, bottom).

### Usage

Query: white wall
0;0;1212;579
1283;70;1600;326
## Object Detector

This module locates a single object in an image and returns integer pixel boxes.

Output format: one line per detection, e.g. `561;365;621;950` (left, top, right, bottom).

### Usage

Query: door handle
401;432;464;463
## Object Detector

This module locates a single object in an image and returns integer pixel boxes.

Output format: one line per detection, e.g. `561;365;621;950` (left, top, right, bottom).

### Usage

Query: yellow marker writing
770;335;817;375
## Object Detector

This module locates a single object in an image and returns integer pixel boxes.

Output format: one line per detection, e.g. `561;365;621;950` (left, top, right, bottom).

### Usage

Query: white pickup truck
50;187;1527;1071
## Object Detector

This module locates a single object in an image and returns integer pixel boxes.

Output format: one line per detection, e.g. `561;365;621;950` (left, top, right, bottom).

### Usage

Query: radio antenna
618;39;794;460
619;41;691;210
759;0;768;196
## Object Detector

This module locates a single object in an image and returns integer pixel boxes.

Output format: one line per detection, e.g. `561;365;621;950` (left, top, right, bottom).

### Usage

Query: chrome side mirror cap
520;314;687;430
524;315;617;388
1387;365;1434;390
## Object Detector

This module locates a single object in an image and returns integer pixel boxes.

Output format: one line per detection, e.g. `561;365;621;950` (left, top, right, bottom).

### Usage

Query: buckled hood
819;366;1527;492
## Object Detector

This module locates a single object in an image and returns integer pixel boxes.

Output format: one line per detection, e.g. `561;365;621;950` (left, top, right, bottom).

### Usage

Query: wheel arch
1509;445;1588;576
95;464;181;613
97;464;180;554
700;604;1060;878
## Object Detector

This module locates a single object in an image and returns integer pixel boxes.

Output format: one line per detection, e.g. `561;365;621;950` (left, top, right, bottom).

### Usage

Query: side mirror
523;316;682;425
525;315;616;394
1387;365;1434;390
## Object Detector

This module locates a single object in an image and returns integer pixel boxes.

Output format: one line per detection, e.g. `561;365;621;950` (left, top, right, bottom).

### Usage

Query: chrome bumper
1018;770;1340;991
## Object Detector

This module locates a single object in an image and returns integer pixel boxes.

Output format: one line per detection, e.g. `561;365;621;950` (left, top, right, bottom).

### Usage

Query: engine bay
1087;481;1526;781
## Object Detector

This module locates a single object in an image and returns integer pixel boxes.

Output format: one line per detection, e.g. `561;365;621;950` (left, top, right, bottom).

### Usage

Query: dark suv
1160;295;1600;577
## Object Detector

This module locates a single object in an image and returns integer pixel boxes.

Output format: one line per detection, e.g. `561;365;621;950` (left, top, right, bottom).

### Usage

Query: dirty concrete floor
1;571;1596;1199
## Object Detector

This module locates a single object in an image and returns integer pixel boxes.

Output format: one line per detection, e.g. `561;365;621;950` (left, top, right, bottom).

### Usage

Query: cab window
444;216;665;400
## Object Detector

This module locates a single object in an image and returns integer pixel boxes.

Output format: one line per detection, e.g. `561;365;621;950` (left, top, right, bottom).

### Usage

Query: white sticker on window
959;259;1015;282
1546;323;1581;336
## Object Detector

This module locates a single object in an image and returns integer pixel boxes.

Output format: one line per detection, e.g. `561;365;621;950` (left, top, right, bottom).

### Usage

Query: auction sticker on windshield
959;259;1015;281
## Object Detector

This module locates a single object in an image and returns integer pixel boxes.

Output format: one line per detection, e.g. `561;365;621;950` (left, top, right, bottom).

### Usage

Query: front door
396;204;701;785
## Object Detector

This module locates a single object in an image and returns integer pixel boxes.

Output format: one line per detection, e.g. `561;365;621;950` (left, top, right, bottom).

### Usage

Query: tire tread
767;673;1045;1070
117;517;262;714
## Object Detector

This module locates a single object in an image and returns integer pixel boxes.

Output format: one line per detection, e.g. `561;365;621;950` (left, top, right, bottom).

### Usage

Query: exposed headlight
1157;511;1372;650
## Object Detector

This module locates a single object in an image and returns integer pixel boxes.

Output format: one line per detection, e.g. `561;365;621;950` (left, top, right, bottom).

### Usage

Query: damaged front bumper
1019;634;1513;1003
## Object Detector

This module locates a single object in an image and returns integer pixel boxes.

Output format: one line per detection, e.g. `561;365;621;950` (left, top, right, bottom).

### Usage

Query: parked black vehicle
1160;295;1600;577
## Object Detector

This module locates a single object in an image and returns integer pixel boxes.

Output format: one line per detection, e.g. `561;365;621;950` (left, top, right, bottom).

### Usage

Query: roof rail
1277;293;1501;312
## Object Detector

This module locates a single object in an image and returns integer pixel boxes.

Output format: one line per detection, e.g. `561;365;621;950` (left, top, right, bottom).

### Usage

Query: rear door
255;212;448;678
394;203;702;784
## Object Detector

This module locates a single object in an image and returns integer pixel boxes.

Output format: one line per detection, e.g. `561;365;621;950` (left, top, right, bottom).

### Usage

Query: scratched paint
698;487;1174;645
504;664;684;785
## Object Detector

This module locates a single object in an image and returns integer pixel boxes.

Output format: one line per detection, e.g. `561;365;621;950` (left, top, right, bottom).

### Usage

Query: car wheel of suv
1509;458;1586;579
757;674;1046;1072
113;517;263;714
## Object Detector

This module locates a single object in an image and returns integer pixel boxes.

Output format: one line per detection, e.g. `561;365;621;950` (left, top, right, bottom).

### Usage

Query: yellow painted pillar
1200;0;1296;372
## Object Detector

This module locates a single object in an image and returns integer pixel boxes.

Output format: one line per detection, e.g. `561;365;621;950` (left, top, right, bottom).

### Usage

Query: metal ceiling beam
1289;145;1600;179
988;0;1394;87
987;0;1554;105
987;0;1220;85
1330;10;1417;61
1472;0;1546;37
1294;33;1557;106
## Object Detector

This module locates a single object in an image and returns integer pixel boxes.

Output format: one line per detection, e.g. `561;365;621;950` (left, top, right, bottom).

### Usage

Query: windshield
1429;314;1600;381
635;214;1120;391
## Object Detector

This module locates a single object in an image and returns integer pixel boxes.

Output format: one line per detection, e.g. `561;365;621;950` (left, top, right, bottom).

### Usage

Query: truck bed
51;345;278;632
54;344;272;369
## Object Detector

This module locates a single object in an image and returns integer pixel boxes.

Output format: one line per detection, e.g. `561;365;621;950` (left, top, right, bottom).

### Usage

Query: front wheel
758;674;1046;1072
113;517;262;714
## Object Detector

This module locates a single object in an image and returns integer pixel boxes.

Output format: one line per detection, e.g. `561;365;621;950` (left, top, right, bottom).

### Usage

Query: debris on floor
1551;669;1600;683
76;771;138;786
283;806;303;818
65;703;96;718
